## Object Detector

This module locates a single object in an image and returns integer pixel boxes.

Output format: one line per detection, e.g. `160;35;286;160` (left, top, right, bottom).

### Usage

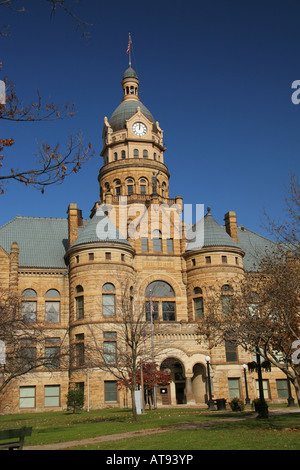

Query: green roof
185;209;278;272
186;210;241;252
0;212;277;272
122;66;139;80
0;216;68;268
235;225;277;271
109;100;155;131
71;209;131;248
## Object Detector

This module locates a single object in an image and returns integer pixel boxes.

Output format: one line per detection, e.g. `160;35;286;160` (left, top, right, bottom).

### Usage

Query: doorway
160;358;186;405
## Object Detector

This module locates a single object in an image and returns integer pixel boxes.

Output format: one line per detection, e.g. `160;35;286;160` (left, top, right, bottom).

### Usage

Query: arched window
193;287;204;320
114;152;118;161
152;229;162;252
139;178;147;195
75;285;84;319
221;284;233;316
161;181;166;198
102;283;115;317
143;149;148;159
121;150;126;159
45;289;60;323
22;289;37;322
145;281;176;322
126;178;134;195
114;179;121;196
134;149;139;159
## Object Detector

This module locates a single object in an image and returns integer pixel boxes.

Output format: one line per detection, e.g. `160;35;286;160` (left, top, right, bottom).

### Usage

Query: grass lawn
75;414;300;450
0;406;299;450
0;408;228;446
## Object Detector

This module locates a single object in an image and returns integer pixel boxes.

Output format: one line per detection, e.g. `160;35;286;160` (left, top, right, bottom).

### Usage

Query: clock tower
98;65;172;206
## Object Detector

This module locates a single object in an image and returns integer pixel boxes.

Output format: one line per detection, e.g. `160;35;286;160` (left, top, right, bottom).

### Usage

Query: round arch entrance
160;358;186;405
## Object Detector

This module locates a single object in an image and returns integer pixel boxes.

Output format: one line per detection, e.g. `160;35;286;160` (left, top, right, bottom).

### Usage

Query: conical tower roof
186;208;241;251
71;208;131;248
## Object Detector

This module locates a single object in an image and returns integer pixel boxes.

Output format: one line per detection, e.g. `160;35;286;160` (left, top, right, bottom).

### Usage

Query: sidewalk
24;407;300;451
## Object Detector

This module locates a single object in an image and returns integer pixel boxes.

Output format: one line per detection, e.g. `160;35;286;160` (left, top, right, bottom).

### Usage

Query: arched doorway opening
192;363;207;404
160;358;186;405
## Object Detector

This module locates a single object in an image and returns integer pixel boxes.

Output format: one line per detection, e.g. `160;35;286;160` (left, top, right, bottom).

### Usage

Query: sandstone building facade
0;64;295;414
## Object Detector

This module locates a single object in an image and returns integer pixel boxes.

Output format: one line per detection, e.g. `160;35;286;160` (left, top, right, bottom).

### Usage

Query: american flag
126;33;132;54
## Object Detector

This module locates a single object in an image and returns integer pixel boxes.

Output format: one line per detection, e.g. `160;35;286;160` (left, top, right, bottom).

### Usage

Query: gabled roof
71;208;131;248
0;216;68;268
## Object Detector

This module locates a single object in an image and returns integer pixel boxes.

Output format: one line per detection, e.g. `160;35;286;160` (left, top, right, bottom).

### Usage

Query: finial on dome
207;206;211;214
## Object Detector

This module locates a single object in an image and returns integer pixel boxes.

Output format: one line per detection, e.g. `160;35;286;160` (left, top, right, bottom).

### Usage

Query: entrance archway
160;358;186;405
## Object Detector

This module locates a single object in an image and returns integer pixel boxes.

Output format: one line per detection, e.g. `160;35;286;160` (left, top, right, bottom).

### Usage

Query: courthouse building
0;63;294;413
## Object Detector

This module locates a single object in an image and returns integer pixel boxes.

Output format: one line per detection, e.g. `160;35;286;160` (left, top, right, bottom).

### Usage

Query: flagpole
127;32;132;66
150;289;157;408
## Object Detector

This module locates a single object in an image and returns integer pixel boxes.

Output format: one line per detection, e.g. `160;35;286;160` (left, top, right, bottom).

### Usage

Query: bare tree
198;257;300;404
0;1;94;194
0;0;91;39
0;288;69;403
80;283;155;422
198;174;300;405
262;172;300;251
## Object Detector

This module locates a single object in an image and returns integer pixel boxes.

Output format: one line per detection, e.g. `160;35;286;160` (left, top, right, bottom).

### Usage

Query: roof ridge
14;215;67;221
237;225;275;243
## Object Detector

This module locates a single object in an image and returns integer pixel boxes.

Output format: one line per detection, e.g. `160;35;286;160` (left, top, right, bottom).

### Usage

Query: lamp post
149;289;157;408
242;364;251;405
255;348;268;418
205;356;215;410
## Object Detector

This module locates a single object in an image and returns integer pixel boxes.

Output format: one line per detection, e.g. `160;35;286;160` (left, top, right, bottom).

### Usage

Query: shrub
230;397;245;411
66;385;84;413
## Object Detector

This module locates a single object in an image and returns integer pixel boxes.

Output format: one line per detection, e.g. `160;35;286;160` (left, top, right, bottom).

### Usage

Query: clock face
132;122;147;136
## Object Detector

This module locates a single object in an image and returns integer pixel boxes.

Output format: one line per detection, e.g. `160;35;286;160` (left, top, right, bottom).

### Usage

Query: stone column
185;375;195;404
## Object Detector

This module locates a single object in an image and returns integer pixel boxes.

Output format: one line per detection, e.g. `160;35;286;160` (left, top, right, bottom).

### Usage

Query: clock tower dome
98;65;171;205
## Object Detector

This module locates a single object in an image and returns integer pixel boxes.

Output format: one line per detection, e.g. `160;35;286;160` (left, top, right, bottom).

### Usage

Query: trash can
215;398;226;410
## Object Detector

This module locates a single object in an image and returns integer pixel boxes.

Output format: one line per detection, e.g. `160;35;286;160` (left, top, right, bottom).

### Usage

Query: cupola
121;65;140;102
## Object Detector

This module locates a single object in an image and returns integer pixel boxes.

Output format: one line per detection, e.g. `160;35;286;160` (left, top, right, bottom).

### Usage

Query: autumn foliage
117;362;172;391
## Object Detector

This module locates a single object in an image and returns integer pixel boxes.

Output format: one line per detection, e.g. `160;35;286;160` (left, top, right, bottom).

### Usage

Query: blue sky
1;0;299;238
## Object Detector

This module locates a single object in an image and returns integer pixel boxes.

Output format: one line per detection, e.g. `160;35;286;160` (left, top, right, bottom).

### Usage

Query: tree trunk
289;374;300;406
131;374;138;422
256;350;269;418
